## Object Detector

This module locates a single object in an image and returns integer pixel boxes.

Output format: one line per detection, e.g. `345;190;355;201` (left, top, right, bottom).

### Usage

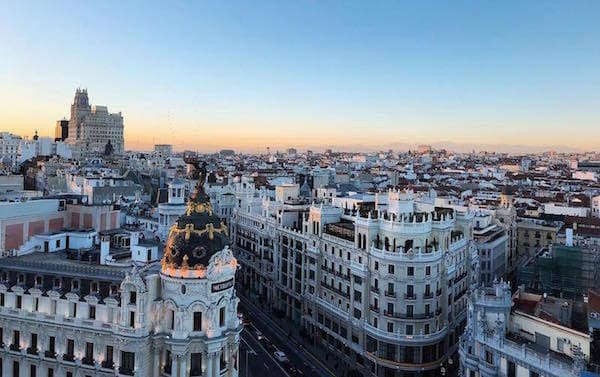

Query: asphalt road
238;295;336;377
239;325;289;377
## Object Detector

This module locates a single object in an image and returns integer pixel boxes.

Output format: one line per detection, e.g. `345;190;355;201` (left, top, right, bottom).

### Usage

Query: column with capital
179;352;188;377
226;344;235;377
152;347;161;377
2;355;11;377
172;353;180;377
205;351;214;377
214;349;222;376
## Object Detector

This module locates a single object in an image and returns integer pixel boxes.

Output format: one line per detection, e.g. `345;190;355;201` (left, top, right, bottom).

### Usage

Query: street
238;295;336;377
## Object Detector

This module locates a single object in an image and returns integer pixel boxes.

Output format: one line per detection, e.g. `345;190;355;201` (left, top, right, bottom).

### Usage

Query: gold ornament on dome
187;201;213;216
167;221;228;240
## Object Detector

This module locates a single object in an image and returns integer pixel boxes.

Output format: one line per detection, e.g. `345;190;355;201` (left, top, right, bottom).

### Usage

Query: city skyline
2;1;600;152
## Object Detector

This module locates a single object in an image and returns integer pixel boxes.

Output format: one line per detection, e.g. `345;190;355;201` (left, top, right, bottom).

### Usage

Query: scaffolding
517;244;600;301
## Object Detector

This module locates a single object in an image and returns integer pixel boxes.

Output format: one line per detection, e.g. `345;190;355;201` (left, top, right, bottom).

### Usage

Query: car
273;351;289;363
254;330;264;340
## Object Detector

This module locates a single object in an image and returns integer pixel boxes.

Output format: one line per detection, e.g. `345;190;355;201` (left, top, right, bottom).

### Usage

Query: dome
162;162;228;273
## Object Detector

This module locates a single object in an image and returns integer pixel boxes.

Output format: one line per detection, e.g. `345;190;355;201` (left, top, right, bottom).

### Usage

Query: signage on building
211;278;234;293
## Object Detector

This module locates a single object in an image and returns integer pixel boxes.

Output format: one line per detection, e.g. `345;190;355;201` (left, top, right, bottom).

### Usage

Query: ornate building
232;185;479;376
459;281;591;377
66;88;125;156
0;166;241;376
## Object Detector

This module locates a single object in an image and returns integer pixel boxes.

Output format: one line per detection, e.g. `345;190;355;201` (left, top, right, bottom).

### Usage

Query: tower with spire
159;161;242;376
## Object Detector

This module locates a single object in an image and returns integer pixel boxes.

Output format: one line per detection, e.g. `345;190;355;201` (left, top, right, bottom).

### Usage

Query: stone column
180;352;188;377
171;353;179;377
2;356;11;377
205;351;214;377
152;348;161;377
214;349;222;376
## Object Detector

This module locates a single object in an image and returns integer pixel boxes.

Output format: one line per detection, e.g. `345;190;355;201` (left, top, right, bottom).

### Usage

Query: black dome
162;162;228;270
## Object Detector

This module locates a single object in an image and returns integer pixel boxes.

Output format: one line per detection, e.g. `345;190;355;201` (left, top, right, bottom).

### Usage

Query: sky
1;1;599;153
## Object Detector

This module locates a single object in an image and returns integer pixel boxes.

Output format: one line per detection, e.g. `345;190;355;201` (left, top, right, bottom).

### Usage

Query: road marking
240;296;336;377
241;330;258;355
241;326;290;377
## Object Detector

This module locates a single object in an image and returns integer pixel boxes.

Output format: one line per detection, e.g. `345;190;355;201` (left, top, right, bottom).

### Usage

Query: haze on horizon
1;1;599;153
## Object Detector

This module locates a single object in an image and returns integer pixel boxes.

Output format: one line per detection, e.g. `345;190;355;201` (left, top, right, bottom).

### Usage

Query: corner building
232;187;479;377
0;173;241;376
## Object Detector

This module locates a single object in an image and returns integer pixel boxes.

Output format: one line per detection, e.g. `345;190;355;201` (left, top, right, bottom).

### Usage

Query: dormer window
91;282;98;293
71;280;79;291
35;276;42;287
53;278;61;289
110;285;118;296
18;274;25;284
1;272;7;282
129;291;137;305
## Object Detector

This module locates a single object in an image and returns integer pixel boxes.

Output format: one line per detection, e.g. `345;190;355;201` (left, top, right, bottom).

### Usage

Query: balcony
423;292;434;299
369;305;380;313
27;347;38;355
384;290;396;298
82;357;95;366
101;360;114;369
436;288;442;296
404;294;417;300
370;286;380;294
44;350;56;359
9;343;20;352
63;354;75;362
119;367;134;376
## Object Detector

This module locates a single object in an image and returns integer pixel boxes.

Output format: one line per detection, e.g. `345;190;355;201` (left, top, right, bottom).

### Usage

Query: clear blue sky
1;1;599;152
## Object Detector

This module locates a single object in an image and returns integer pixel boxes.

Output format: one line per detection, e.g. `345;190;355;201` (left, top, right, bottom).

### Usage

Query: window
48;369;54;377
387;322;393;333
388;264;394;274
15;296;21;309
13;330;20;348
374;261;379;271
120;351;135;375
219;307;225;327
66;339;74;357
48;336;55;354
129;291;136;305
30;333;37;352
407;266;414;276
191;352;202;376
406;325;413;335
508;361;516;377
426;266;431;276
193;312;202;331
89;305;96;319
84;342;94;364
0;293;4;306
129;311;135;328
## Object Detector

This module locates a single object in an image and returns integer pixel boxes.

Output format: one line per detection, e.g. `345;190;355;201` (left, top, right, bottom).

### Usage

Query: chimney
100;236;110;265
130;231;139;247
566;228;574;247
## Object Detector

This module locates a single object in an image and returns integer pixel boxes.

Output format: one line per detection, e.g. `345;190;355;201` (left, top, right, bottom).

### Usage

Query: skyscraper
66;88;124;156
